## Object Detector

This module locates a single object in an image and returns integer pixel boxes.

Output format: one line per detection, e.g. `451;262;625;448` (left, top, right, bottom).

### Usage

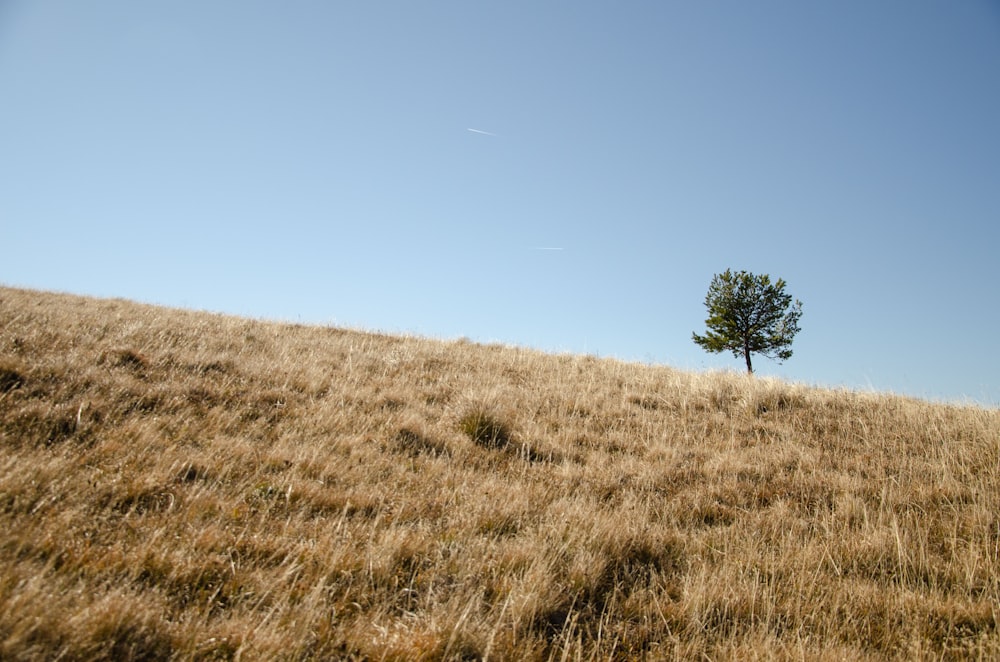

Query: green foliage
693;269;803;373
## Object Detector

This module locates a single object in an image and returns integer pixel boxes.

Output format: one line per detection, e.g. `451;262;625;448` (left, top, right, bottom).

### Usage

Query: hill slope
1;286;998;660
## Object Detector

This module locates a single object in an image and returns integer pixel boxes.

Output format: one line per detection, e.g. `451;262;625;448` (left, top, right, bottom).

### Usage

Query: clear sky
2;1;999;406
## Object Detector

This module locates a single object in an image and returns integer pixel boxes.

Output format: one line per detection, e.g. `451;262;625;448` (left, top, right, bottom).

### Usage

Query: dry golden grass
1;286;998;660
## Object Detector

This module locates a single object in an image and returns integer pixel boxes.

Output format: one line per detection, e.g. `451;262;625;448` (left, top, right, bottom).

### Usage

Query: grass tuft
459;408;512;449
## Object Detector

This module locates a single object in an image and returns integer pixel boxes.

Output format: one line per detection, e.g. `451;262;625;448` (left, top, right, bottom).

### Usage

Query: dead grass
1;286;998;660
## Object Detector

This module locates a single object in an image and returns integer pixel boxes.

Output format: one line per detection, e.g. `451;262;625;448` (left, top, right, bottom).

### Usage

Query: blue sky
2;1;999;406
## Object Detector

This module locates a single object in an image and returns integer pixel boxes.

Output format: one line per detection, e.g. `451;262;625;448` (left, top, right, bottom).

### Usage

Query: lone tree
692;269;802;374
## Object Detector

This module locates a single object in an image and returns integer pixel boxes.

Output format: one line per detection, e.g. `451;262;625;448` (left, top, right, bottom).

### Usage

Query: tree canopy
692;269;802;374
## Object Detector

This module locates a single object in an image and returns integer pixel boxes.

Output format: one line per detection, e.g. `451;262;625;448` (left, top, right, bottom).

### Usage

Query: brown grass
1;285;998;660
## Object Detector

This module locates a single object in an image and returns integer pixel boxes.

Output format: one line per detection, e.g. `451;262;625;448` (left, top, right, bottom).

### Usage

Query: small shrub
459;408;512;449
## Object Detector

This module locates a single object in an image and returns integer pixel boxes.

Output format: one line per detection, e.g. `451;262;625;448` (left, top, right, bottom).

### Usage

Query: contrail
467;128;498;136
529;247;565;251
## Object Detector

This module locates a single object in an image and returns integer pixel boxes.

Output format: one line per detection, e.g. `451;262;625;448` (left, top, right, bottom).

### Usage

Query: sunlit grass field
1;286;997;660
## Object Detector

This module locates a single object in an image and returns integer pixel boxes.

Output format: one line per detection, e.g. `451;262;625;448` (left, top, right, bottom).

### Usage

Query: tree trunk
744;343;753;374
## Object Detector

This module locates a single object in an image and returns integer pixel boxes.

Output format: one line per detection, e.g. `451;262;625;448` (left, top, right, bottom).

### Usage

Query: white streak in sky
467;128;498;136
529;247;565;251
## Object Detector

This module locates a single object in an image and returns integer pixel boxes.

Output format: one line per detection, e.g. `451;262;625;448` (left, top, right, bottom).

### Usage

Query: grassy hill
1;286;998;660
